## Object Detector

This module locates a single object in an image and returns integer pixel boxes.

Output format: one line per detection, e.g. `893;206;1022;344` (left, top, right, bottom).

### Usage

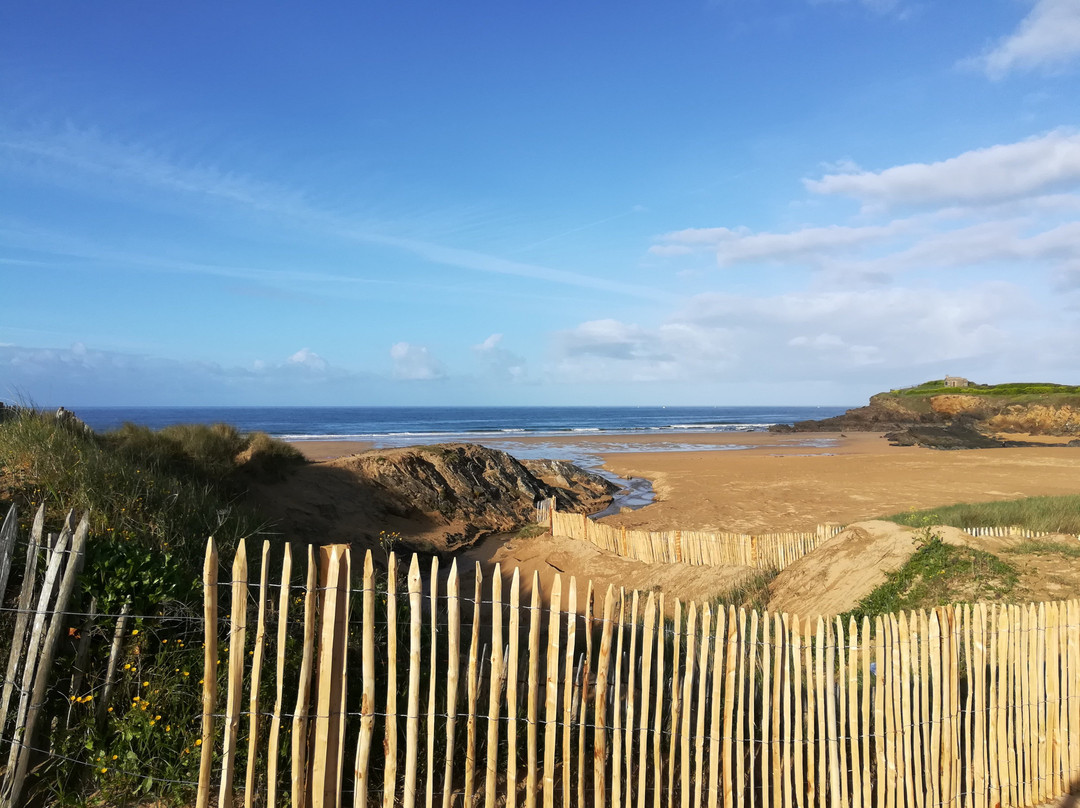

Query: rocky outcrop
770;393;945;433
520;458;619;511
771;384;1080;449
248;443;618;553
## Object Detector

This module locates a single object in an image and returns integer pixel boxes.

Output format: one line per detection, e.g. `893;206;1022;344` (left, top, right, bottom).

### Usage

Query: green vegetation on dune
0;409;307;804
0;410;303;611
889;380;1080;398
841;531;1019;624
712;568;778;614
882;495;1080;535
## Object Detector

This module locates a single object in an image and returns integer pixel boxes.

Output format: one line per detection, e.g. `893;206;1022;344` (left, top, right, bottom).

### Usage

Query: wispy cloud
0;343;369;406
966;0;1080;79
805;129;1080;208
0;124;670;301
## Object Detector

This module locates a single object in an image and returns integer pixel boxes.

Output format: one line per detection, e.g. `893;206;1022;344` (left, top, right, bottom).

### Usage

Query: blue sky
3;0;1080;406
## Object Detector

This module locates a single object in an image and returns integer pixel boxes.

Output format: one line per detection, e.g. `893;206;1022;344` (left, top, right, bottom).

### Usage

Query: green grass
840;532;1018;624
513;522;549;539
0;408;303;612
890;380;1080;397
0;408;310;805
881;495;1080;535
712;568;779;614
1003;539;1080;558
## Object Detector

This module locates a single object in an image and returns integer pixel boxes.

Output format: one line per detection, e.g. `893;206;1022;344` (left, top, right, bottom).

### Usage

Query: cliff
771;381;1080;449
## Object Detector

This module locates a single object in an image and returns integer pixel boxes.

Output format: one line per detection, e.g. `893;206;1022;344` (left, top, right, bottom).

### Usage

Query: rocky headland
771;381;1080;449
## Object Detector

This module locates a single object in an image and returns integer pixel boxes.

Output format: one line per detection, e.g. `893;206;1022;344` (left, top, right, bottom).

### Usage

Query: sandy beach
291;432;1080;534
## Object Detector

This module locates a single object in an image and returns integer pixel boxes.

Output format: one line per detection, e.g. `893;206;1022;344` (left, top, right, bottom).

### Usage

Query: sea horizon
67;404;852;442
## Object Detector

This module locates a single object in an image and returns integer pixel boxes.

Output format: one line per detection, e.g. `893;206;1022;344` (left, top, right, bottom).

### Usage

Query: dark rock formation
248;443;618;554
770;394;945;434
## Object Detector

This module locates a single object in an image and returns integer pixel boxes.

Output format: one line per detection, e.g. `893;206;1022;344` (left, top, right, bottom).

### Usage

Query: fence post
218;538;248;808
197;535;218;808
355;551;376;808
6;514;88;808
269;544;293;808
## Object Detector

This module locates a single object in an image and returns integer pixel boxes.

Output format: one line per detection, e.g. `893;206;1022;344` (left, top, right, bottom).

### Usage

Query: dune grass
0;408;302;612
841;531;1019;624
881;494;1080;535
712;568;779;614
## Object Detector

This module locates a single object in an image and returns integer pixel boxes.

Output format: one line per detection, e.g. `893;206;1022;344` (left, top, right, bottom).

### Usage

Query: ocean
71;405;848;443
71;404;850;514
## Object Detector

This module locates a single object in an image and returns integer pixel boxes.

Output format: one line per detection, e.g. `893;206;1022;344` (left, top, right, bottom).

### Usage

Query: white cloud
805;130;1080;208
655;221;912;265
970;0;1080;79
288;348;328;372
0;343;364;405
551;281;1050;386
472;334;527;382
553;319;737;383
390;342;446;381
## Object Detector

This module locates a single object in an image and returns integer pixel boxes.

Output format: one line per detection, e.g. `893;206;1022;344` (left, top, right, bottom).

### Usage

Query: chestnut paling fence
535;500;1072;572
539;500;844;571
194;538;1080;808
0;502;1078;808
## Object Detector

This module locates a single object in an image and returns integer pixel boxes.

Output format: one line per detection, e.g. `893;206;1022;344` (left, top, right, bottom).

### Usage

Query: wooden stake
217;538;248;808
747;610;758;808
310;546;342;808
382;553;399;808
428;557;441;808
507;568;521;808
614;593;625;808
527;571;542;808
465;563;483;808
0;504;43;736
244;540;271;807
197;537;218;808
294;546;319;808
680;603;697;808
666;600;683;808
594;586;616;808
847;618;861;808
693;606;712;808
580;581;595;808
6;513;88;808
637;593;656;808
564;578;578;808
722;608;739;808
95;599;131;731
5;520;71;778
443;560;462;808
544;576;563;808
404;556;423;808
791;616;805;806
773;614;785;808
485;565;504;808
353;551;376;808
267;544;292;808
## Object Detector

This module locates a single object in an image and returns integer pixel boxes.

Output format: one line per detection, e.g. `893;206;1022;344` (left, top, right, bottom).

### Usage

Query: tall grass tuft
882;494;1080;535
0;408;302;613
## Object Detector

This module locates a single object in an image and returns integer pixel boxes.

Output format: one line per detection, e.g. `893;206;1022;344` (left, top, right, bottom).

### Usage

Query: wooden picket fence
200;537;1080;808
538;502;842;571
0;506;95;808
536;501;1080;572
